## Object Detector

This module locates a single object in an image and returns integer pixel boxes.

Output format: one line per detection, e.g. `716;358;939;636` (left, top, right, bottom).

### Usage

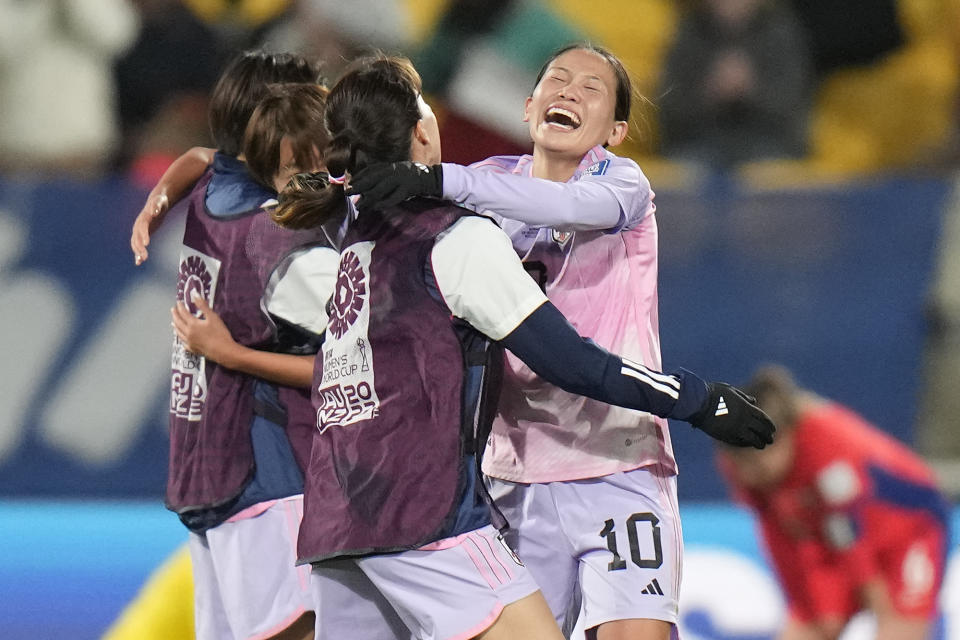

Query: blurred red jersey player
717;365;950;640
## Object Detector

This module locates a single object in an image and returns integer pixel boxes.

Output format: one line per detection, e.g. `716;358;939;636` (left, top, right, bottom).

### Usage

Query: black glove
688;382;775;449
347;161;443;211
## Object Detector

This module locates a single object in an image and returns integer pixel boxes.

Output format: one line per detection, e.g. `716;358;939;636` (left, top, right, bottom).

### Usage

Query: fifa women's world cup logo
316;245;380;432
171;250;219;422
330;250;366;339
177;255;214;313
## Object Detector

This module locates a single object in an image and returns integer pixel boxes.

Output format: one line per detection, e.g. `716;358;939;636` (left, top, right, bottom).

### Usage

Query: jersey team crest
170;247;221;422
317;242;381;433
552;229;573;247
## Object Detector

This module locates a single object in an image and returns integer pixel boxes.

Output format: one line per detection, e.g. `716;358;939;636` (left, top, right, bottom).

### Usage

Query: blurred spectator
802;0;958;174
718;365;949;640
259;0;413;80
114;0;224;185
657;0;812;169
785;0;904;77
411;0;583;160
0;0;139;176
916;167;960;457
414;0;518;95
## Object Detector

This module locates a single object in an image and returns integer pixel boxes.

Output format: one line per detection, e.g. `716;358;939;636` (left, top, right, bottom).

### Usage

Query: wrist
426;163;443;197
669;369;710;422
214;341;244;371
151;190;170;214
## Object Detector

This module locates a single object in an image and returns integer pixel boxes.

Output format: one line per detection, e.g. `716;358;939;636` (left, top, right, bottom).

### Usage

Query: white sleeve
431;217;548;340
265;245;340;334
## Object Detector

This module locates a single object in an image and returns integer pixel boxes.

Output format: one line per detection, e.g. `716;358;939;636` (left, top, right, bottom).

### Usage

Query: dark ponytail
323;128;362;180
273;54;423;230
272;172;340;230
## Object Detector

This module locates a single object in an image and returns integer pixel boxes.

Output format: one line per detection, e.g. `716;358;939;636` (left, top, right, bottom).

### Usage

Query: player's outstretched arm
131;146;216;265
171;294;314;388
499;302;776;449
431;216;775;448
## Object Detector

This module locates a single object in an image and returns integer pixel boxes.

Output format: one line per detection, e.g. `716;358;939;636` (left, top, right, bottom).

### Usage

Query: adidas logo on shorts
640;578;664;595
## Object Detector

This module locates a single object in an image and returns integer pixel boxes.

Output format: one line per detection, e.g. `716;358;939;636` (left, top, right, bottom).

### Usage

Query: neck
531;146;583;182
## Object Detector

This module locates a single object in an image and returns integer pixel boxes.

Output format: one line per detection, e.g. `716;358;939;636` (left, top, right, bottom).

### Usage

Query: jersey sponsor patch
171;247;221;422
584;159;610;176
317;242;381;432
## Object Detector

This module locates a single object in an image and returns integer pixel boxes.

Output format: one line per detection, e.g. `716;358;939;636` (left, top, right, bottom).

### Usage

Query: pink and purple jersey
443;146;675;483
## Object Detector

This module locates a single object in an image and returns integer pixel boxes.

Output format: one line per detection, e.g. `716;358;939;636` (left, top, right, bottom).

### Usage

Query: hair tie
328;174;347;185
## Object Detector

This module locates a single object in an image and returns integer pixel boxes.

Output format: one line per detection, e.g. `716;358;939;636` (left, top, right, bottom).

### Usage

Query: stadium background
0;0;958;638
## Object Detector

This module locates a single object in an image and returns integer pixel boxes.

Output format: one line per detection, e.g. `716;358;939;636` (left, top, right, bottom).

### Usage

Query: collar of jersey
205;152;276;217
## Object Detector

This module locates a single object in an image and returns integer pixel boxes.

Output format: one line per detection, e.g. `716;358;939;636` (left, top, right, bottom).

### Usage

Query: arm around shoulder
171;296;314;388
131;147;215;265
441;160;649;231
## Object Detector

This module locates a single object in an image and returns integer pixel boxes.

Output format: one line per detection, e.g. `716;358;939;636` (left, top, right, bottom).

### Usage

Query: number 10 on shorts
599;513;663;571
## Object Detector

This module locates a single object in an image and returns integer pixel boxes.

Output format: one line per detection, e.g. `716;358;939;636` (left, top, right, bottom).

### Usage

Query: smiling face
524;48;628;163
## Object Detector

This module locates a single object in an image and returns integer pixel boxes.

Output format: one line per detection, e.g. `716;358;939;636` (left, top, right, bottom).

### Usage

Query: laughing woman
348;44;773;640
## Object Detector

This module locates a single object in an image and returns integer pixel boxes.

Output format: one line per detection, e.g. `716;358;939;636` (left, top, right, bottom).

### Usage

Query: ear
413;119;431;146
523;96;533;123
606;121;628;147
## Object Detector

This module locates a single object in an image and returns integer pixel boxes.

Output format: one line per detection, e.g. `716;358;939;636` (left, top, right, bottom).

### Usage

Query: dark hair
242;83;329;190
208;51;323;157
533;43;633;123
273;55;422;229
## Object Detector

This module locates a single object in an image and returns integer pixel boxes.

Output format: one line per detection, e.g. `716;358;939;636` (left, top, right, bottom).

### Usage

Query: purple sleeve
441;160;653;232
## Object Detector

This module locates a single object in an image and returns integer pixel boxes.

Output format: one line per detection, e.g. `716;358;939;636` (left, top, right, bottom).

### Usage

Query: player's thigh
357;525;543;640
310;560;410;640
476;591;564;640
874;616;932;640
567;468;682;633
488;478;580;625
587;617;673;640
207;497;313;640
